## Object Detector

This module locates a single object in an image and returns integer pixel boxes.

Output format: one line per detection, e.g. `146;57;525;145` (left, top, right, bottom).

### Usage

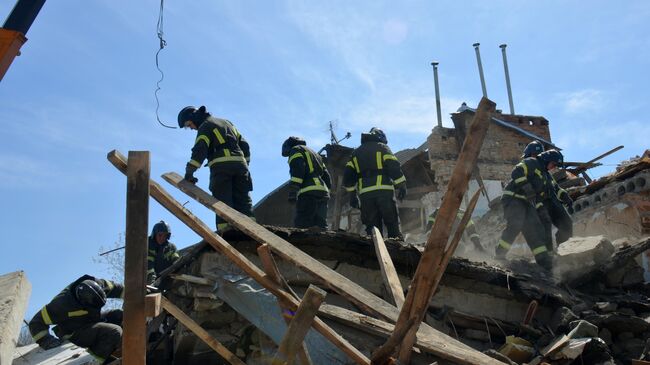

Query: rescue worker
282;136;332;230
178;106;254;232
343;127;407;239
147;220;180;284
539;150;574;246
495;151;554;270
426;207;484;252
29;275;123;364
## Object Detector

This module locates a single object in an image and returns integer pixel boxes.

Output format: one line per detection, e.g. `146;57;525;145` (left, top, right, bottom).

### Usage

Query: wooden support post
122;151;150;365
371;227;404;309
161;297;245;365
107;150;370;365
258;244;313;365
377;97;495;365
332;175;344;230
158;166;503;365
144;293;162;317
274;285;327;365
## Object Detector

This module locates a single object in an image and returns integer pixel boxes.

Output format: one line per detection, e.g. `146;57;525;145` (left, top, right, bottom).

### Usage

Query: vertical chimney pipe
500;44;515;115
472;43;488;98
431;61;442;128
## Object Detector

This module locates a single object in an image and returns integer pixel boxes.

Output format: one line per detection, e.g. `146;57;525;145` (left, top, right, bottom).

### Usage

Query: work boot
535;253;553;271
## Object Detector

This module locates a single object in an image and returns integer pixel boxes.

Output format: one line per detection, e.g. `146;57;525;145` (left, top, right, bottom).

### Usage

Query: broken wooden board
372;227;404;309
107;150;369;365
161;171;504;365
161;297;245;365
144;293;161;317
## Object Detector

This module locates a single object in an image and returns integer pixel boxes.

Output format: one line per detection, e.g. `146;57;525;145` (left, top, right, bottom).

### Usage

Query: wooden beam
169;274;214;286
390;97;495;364
144;293;162;318
122;151;150;365
274;285;327;365
107;150;370;365
371;227;404;309
153;241;208;287
258;244;313;365
159;169;503;365
161;297;245;365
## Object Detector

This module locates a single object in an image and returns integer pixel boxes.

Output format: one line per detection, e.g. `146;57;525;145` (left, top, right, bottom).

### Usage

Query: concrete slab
12;343;94;365
555;236;615;283
0;271;31;365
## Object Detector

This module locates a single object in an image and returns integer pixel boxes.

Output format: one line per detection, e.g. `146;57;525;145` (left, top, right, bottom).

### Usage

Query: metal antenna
500;44;515;115
431;61;442;128
473;43;488;98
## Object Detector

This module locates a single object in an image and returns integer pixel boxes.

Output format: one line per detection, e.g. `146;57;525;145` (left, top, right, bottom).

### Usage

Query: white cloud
382;19;409;45
555;89;607;114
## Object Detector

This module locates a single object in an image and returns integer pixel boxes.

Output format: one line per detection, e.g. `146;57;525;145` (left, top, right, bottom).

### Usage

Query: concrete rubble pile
146;225;650;365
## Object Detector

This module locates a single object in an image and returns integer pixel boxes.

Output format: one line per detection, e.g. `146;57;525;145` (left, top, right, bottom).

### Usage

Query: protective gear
397;185;407;201
566;202;574;215
521;183;537;205
38;335;63;350
288;189;297;203
177;106;197;128
538;149;564;168
147;235;180;284
184;171;198;184
151;220;171;240
75;280;107;308
522;140;544;158
281;136;306;157
369;127;388;144
349;194;360;209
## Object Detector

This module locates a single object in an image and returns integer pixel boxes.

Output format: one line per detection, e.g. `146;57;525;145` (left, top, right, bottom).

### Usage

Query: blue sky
1;1;648;319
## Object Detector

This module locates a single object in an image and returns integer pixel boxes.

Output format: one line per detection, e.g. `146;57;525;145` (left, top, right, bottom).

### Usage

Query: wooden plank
122;151;150;365
169;274;214;286
144;293;162;317
274;285;327;365
390;97;496;364
161;297;245;365
153;241;208;287
107;150;370;365
371;227;404;309
160;170;503;365
258;244;313;365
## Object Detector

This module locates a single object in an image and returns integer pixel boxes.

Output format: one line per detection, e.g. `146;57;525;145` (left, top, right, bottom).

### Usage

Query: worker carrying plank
28;275;124;364
146;220;180;284
178;105;255;232
343;127;407;240
282;136;332;230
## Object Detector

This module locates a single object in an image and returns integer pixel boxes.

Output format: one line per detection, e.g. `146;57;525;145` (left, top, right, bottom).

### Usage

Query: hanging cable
154;0;176;128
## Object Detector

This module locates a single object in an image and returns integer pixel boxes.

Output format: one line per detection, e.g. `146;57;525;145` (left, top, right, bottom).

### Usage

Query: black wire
155;0;176;129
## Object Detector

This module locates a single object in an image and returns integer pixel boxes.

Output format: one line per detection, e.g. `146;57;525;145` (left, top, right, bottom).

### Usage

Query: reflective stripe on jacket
187;116;250;172
342;141;406;195
502;157;549;204
147;237;180;283
287;145;331;197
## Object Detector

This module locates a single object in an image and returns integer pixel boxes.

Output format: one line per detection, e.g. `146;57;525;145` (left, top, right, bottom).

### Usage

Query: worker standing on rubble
178;105;254;232
343;127;407;240
282;136;332;230
522;142;574;248
147;220;180;284
495;150;555;270
427;207;484;252
29;275;124;364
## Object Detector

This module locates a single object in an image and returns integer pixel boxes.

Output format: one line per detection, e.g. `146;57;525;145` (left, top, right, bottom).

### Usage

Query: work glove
349;194;360;209
184;172;198;184
287;190;297;204
38;335;63;350
397;185;407;201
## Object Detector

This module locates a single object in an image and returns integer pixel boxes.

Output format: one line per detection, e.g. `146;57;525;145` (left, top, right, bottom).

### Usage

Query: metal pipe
500;44;515;115
472;43;488;98
431;61;442;128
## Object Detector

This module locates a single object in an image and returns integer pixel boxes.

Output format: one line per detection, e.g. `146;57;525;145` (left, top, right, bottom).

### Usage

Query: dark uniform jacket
287;145;331;198
426;209;481;242
147;237;180;283
186;116;250;175
343;136;406;196
29;275;123;342
502;157;551;208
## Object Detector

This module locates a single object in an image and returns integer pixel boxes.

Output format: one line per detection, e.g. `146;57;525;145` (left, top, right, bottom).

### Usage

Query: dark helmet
151;220;171;239
369;127;387;144
281;136;306;157
522;140;544;158
75;280;107;308
177;106;198;128
538;149;564;168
